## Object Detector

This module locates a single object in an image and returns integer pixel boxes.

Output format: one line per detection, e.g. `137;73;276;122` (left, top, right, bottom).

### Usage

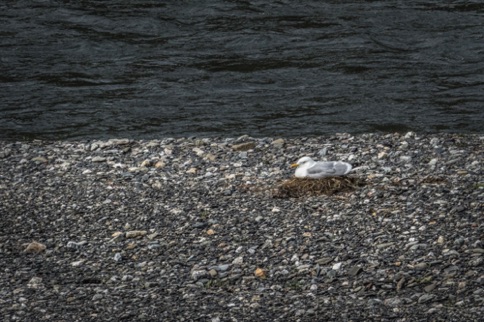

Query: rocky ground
0;132;482;321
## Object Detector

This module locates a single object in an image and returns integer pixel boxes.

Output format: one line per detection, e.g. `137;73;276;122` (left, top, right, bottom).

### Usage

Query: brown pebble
125;230;147;238
23;241;46;253
208;269;218;278
254;268;266;278
232;142;256;151
154;161;166;168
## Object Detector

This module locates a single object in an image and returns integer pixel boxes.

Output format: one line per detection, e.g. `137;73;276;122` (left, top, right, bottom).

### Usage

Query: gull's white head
290;156;315;169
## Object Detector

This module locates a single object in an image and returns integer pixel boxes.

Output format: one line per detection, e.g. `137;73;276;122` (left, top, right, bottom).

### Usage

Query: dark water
1;1;483;140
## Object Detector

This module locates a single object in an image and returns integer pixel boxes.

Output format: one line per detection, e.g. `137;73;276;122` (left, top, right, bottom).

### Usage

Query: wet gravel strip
0;132;483;321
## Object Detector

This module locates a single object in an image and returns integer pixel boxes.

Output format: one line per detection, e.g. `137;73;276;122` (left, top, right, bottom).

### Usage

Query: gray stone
348;266;362;276
424;282;437;293
91;156;106;162
191;270;208;281
418;294;436;304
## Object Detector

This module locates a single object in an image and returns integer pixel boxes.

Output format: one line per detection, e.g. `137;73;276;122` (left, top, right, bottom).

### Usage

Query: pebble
332;262;342;270
318;147;328;156
401;156;413;165
32;156;48;163
271;138;285;148
208;269;218;278
23;241;46;253
348;266;362;276
413;263;428;270
67;241;87;248
428;158;438;166
147;243;160;250
232;256;244;265
232;142;256;151
186;167;197;174
378;151;388;159
418;294;436;304
27;277;43;289
92;294;103;301
469;257;482;267
71;260;84;267
125;230;147;238
154;160;166;168
254;268;266;278
191;270;208;281
384;297;402;307
91;156;106;162
424;283;437;293
211;264;230;272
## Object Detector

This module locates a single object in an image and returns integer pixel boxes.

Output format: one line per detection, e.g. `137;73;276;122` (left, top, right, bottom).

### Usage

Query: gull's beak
290;163;299;168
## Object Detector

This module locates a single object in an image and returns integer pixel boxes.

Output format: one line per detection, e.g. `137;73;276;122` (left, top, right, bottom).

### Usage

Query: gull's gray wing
333;161;352;175
306;162;337;175
307;161;351;177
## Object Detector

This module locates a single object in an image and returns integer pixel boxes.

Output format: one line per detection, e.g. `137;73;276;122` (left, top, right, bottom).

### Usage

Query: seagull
291;156;352;179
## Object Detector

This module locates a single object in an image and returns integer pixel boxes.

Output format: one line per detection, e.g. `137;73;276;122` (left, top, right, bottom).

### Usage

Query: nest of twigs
272;176;365;198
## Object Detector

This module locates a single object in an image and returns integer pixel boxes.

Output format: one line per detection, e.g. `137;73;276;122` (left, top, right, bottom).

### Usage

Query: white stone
318;147;328;156
437;236;445;245
400;156;412;162
192;147;204;157
428;158;438;166
404;132;414;139
71;260;85;267
232;256;244;265
332;262;342;270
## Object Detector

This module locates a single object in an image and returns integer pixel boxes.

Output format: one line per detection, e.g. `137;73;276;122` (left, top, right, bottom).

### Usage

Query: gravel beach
1;132;482;321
